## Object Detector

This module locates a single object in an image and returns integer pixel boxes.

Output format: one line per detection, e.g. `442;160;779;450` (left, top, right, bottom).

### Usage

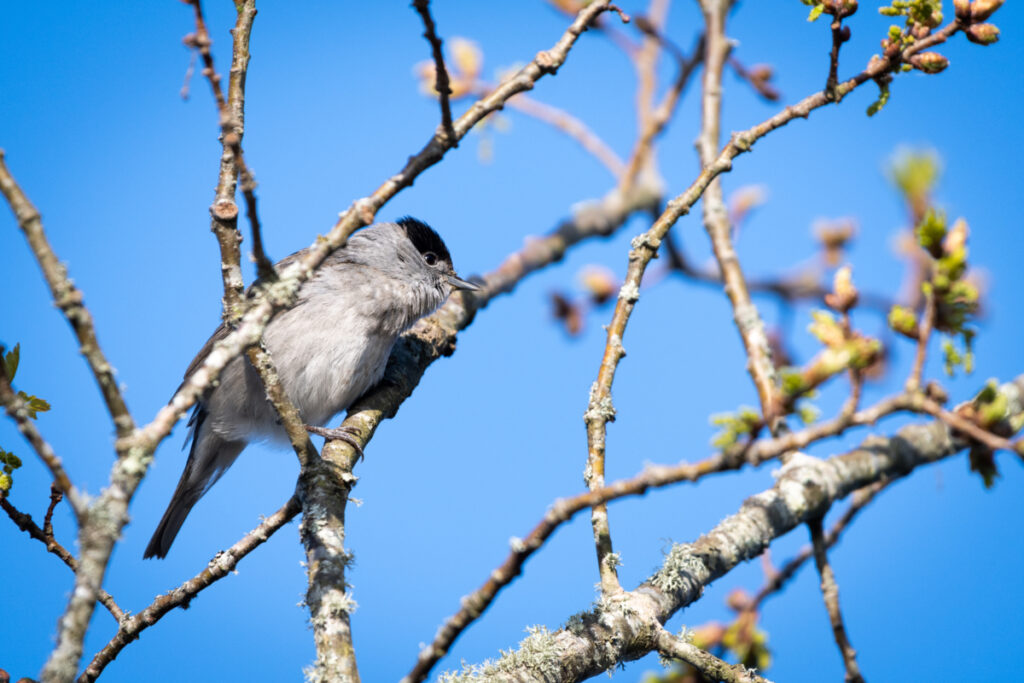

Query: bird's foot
305;424;364;460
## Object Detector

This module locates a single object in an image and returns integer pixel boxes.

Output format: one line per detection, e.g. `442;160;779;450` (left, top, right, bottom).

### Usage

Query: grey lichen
437;625;563;683
650;543;706;597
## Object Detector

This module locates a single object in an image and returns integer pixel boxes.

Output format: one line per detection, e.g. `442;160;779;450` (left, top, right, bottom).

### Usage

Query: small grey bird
144;217;476;559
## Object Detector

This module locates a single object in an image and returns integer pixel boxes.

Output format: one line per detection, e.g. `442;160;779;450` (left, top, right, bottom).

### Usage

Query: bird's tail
144;412;246;559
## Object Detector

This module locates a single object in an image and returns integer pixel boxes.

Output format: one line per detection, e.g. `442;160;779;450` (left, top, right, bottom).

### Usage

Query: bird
144;217;477;558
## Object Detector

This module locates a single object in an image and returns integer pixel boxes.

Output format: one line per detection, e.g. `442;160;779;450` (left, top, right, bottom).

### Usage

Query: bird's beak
447;273;480;291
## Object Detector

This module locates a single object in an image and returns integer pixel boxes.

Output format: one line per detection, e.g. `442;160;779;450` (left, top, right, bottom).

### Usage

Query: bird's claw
305;424;365;460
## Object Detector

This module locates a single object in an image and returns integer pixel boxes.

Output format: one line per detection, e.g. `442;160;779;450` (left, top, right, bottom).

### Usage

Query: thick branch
438;375;1023;681
404;392;916;683
749;480;889;613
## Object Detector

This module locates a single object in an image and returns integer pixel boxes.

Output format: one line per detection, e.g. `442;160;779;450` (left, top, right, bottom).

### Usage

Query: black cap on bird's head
396;216;478;291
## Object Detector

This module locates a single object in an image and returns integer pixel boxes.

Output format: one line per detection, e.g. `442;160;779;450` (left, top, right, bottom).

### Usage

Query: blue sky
1;2;1022;681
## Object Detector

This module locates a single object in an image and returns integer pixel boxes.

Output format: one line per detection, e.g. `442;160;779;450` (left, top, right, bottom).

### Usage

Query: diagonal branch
0;487;123;623
748;479;890;613
809;517;865;682
185;0;274;289
697;0;781;431
0;153;135;442
412;0;457;145
496;91;625;177
78;495;301;682
656;626;774;683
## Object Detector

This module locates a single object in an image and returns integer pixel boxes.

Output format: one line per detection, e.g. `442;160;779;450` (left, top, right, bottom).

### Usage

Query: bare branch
78;496;301;683
412;0;457;145
497;91;625;177
185;0;275;288
656;626;774;683
809;516;865;682
697;0;781;431
0;152;135;442
0;487;123;623
438;375;1024;681
621;27;704;192
404;392;915;682
749;480;890;613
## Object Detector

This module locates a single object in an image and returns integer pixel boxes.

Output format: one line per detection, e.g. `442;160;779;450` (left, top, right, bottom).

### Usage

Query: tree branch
809;517;864;682
435;375;1023;681
655;626;774;683
749;480;890;613
78;496;301;682
185;0;274;286
0;153;135;442
0;487;123;623
404;392;915;682
697;0;781;431
412;0;457;145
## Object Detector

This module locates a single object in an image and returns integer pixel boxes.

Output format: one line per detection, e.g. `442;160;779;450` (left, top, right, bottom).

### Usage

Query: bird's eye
423;252;438;266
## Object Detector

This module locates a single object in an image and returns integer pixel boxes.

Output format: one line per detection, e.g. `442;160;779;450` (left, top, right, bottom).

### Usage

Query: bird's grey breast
261;285;397;430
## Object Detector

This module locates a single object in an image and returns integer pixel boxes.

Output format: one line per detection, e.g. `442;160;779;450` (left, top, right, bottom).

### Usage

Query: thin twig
0;153;135;442
0;487;124;623
614;14;704;192
697;0;782;432
809;516;865;682
656;626;775;683
906;286;935;392
185;0;275;286
412;0;457;145
728;56;780;101
916;396;1022;456
492;90;625;177
664;235;895;312
78;496;301;682
825;4;856;100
